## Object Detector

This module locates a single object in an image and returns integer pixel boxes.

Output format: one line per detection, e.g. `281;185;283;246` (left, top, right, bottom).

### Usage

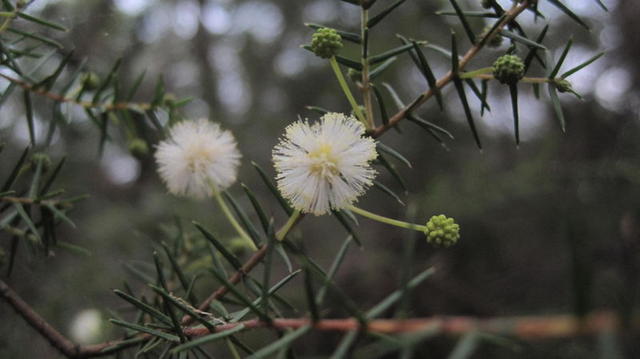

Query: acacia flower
155;119;241;199
273;112;377;215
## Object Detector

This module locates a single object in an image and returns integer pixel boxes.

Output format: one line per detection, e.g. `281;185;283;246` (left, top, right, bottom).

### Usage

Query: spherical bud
425;214;460;247
493;54;525;85
554;78;573;93
82;72;101;91
128;138;149;157
480;26;503;48
310;28;343;59
30;152;52;173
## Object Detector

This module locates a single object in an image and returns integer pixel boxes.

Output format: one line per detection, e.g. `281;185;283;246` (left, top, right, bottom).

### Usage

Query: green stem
361;8;374;129
276;209;302;241
459;67;494;79
347;205;426;232
329;56;368;127
462;73;553;84
211;186;257;251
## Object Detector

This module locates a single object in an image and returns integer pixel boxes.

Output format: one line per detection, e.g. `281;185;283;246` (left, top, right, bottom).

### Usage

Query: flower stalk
276;209;301;241
360;7;375;129
347;205;426;232
211;185;257;251
329;56;368;127
348;206;460;246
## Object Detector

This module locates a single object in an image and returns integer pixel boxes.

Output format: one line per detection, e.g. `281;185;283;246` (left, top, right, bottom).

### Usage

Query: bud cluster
310;28;343;59
493;54;525;85
425;214;460;247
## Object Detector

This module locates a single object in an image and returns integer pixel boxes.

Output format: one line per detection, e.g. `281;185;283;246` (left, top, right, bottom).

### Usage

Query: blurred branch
184;311;629;339
368;0;531;138
0;278;146;358
0;278;81;358
0;195;65;206
0;72;153;111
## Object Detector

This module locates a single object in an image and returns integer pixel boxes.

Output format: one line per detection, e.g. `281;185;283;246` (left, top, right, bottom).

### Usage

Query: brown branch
0;195;59;206
367;0;532;139
183;311;628;339
0;72;152;112
0;279;81;357
184;243;270;322
181;213;305;325
0;278;151;358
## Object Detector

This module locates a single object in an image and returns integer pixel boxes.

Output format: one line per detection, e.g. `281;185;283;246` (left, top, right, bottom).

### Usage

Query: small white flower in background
273;112;377;215
155;119;241;199
69;309;103;344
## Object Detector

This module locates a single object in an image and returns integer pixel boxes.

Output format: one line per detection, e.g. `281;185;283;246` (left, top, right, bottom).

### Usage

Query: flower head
273;113;377;215
155;119;241;199
310;27;343;59
493;54;525;85
424;214;460;247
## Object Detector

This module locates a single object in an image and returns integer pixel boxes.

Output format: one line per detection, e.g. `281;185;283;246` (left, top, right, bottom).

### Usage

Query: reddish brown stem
1;279;84;358
183;311;625;339
0;72;151;111
180;244;270;324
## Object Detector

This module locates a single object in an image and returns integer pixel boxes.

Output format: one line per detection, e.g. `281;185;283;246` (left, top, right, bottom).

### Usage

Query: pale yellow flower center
185;145;216;173
308;143;339;178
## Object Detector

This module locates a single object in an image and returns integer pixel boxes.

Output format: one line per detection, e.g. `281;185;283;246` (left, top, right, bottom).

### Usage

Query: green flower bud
310;28;343;59
493;54;525;85
554;78;573;93
30;152;52;173
480;26;503;48
128;138;149;157
425;214;460;247
82;72;101;91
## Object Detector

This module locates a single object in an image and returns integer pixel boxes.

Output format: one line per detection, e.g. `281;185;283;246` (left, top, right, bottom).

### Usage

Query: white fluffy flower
155;119;241;199
273;112;377;215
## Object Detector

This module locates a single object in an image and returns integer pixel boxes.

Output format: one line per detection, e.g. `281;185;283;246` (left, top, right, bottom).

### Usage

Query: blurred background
0;0;638;357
